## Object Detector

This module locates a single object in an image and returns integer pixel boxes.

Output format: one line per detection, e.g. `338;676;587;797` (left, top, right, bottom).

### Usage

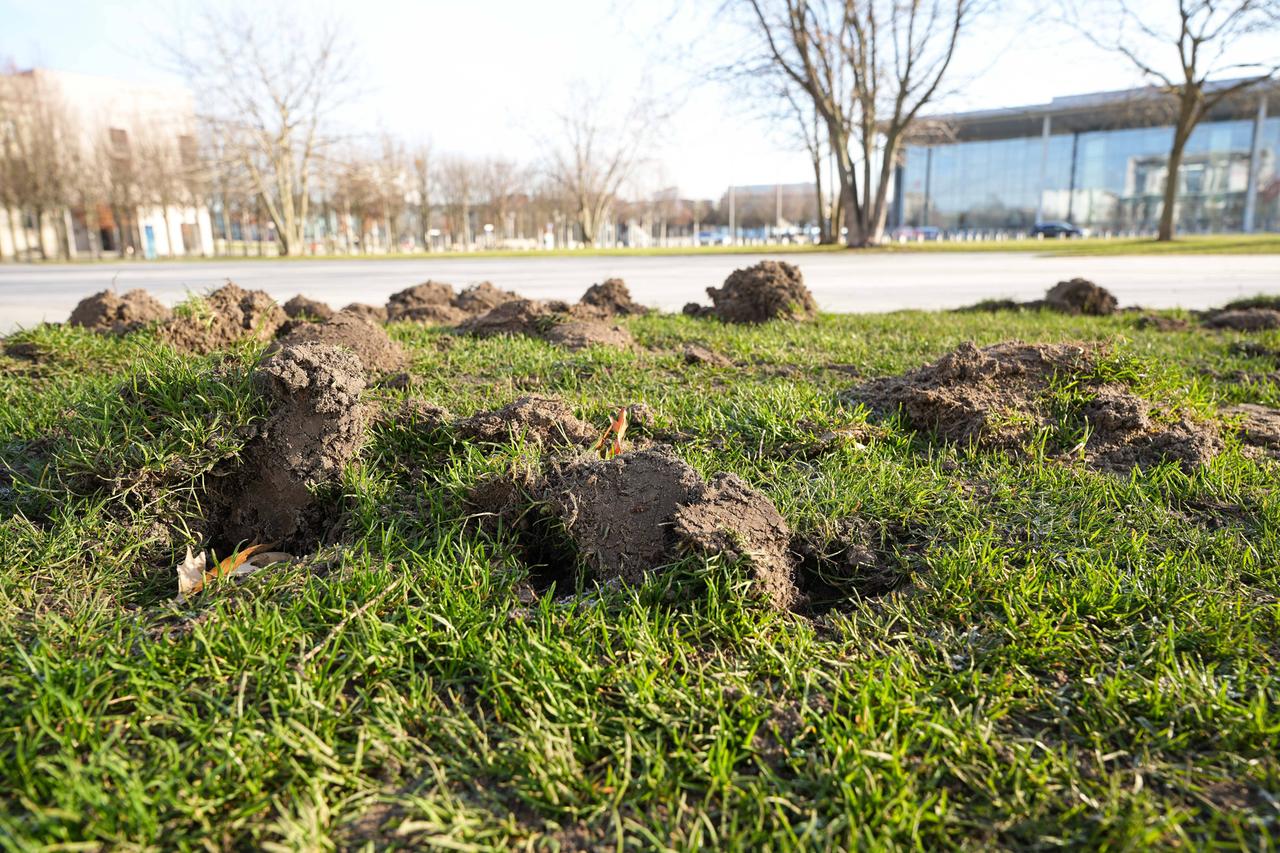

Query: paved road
1;252;1278;332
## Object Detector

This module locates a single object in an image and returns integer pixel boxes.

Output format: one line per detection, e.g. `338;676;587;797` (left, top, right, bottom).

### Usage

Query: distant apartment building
0;68;214;261
894;81;1279;235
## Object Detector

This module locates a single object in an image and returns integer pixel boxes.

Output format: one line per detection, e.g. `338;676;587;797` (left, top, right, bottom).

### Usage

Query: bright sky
2;0;1275;198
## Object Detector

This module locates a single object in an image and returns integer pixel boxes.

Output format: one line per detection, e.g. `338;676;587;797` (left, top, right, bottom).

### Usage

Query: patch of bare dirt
458;299;633;350
544;320;635;350
271;311;409;376
453;281;521;315
283;295;335;322
849;341;1221;472
682;343;732;367
341;303;389;324
1134;313;1190;331
575;278;649;318
1223;403;1280;456
535;447;799;608
1044;278;1118;316
685;260;818;324
791;518;914;607
454;395;598;448
1203;308;1280;332
68;289;172;334
386;280;457;322
160;283;287;354
217;342;370;549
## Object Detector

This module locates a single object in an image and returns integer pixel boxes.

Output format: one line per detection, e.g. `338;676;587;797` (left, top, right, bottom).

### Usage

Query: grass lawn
2;304;1279;848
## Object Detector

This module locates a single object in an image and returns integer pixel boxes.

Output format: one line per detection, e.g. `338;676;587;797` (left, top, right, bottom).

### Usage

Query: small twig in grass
295;577;399;672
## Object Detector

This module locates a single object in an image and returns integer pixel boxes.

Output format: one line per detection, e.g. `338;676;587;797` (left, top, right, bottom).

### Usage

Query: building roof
913;78;1278;143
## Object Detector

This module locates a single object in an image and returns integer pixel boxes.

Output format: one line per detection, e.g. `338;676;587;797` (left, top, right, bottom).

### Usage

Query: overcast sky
2;0;1275;198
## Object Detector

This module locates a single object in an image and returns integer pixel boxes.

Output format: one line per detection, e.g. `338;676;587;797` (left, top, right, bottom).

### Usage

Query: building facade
895;83;1279;235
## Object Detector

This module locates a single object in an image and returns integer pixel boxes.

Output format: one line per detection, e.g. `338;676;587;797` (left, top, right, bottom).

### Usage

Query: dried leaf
176;547;207;599
211;542;275;581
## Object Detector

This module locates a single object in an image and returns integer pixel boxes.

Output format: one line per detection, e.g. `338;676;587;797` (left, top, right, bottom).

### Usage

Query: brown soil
160;283;288;354
386;281;458;322
458;299;632;350
791;518;910;604
1228;341;1280;361
1044;278;1118;316
342;303;389;324
536;447;799;607
1134;313;1190;331
1203;308;1280;332
68;289;172;334
682;343;732;367
1223;404;1280;454
271;311;409;376
690;260;818;324
576;278;649;317
454;395;598;448
453;281;521;315
218;342;370;548
283;295;335;322
850;341;1221;472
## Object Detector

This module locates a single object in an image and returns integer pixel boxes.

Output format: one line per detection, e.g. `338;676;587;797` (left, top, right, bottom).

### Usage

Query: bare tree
479;158;524;242
411;143;432;251
1074;0;1280;241
545;90;661;246
740;0;978;246
437;154;477;248
171;5;355;256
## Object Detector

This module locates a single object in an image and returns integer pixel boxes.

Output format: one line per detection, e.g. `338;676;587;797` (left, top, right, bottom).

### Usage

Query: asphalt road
2;252;1278;333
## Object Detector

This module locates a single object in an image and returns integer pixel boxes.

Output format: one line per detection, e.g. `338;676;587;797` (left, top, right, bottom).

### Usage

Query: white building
0;68;214;261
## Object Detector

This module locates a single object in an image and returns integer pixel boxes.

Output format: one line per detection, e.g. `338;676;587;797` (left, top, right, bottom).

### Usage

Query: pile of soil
283;295;335;322
682;344;732;367
576;278;649;318
160;283;288;354
1223;403;1280;456
685;260;818;324
534;447;799;609
271;311;408;377
1044;278;1118;316
218;342;370;548
342;303;390;324
458;299;634;350
453;281;521;315
1203;308;1280;332
849;341;1221;472
1134;313;1190;332
68;289;172;334
386;280;522;325
455;395;598;448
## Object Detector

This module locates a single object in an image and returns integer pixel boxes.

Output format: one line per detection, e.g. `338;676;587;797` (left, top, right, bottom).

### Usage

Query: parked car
1030;221;1083;238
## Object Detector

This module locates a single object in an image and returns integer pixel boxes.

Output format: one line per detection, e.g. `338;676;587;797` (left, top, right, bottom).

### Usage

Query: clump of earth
454;395;598;448
1044;278;1118;316
216;342;370;549
1134;313;1190;331
849;341;1221;472
791;517;911;604
385;280;522;324
574;278;650;318
342;303;389;324
684;260;818;323
160;283;288;354
458;298;634;350
271;311;408;377
1223;403;1280;458
682;343;733;367
283;295;335;322
1203;308;1280;332
68;289;172;334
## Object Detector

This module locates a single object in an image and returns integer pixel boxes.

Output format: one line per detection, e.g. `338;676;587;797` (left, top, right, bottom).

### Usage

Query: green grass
2;305;1280;848
37;232;1280;265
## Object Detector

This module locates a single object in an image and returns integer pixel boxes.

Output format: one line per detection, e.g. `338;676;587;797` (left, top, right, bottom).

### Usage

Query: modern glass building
894;82;1279;234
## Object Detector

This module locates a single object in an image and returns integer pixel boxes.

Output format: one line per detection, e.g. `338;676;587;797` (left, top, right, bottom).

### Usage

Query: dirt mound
160;283;288;354
453;281;521;315
544;320;635;350
272;312;408;376
283;295;334;322
1134;313;1189;331
68;289;172;334
953;298;1039;314
1203;308;1280;332
537;447;798;607
576;278;649;317
455;395;597;448
341;303;389;324
458;299;632;350
1224;404;1280;454
850;341;1220;472
690;260;818;324
682;344;732;367
386;281;458;323
1044;278;1118;316
218;343;369;548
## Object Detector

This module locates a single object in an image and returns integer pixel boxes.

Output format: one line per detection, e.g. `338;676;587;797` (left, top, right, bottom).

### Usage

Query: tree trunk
812;153;828;244
162;202;178;257
34;208;48;261
1158;125;1192;242
7;206;22;261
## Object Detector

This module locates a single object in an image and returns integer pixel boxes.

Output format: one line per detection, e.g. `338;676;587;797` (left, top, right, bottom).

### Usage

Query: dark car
1030;221;1084;238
